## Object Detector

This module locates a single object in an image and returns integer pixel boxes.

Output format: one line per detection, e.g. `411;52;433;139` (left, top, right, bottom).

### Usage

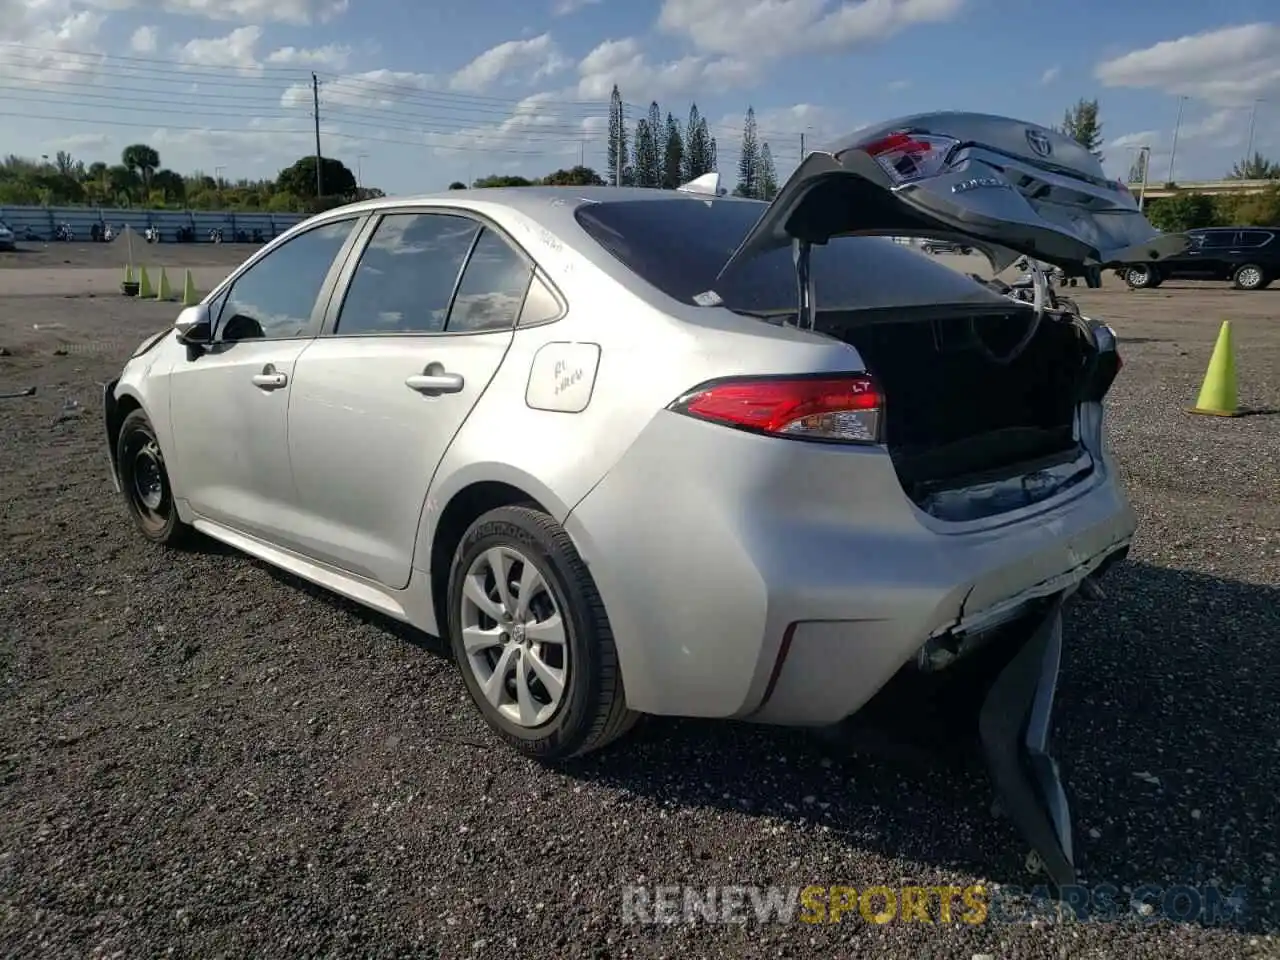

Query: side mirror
174;303;213;346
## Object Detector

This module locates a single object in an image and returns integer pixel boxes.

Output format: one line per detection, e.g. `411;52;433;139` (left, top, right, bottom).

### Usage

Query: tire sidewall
1125;266;1154;288
446;508;601;758
116;411;179;544
1234;264;1264;290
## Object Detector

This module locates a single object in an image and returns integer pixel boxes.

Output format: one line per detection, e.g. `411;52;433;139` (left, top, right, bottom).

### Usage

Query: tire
1232;263;1266;291
447;505;637;760
115;409;191;546
1124;265;1157;289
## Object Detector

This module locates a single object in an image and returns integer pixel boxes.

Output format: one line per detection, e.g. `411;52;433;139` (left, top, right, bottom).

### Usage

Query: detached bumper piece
977;595;1076;888
817;592;1081;889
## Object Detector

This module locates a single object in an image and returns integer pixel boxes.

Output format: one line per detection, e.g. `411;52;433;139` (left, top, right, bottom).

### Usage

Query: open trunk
815;302;1098;520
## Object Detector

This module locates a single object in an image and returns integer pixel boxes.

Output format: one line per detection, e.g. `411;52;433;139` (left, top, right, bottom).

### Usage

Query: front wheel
1124;265;1158;289
1232;263;1267;290
447;505;637;760
116;409;191;546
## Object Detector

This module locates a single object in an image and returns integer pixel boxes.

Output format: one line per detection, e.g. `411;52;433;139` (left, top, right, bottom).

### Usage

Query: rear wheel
447;505;637;760
116;409;191;546
1232;263;1266;290
1124;265;1158;289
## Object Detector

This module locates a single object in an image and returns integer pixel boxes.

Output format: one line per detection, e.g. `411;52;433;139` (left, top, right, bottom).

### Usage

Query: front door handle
251;364;288;390
405;361;464;397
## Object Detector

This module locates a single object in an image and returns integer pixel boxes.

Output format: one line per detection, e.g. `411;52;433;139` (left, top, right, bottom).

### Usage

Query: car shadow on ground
201;542;1279;932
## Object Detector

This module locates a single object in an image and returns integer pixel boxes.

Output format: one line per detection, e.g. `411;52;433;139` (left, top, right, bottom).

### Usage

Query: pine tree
758;142;778;200
1059;98;1103;160
647;101;663;170
663;112;684;188
683;104;706;181
706;130;717;173
735;107;759;197
633;118;661;187
607;85;627;186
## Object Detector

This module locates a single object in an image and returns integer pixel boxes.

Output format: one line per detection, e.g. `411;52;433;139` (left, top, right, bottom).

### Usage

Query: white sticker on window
525;342;601;413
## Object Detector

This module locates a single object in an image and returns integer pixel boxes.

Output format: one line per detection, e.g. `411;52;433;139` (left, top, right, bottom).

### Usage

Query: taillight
862;131;959;186
667;374;883;444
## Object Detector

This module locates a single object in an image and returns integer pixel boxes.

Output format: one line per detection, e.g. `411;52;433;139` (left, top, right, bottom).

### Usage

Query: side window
218;219;355;341
1200;232;1237;249
519;273;563;327
335;213;479;335
447;228;534;333
1239;230;1272;248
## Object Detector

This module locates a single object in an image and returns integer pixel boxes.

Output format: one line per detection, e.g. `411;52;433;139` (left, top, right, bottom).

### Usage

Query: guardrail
0;204;309;243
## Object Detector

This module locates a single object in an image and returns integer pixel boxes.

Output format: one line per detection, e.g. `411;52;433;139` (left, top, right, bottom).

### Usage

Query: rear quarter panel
414;203;864;570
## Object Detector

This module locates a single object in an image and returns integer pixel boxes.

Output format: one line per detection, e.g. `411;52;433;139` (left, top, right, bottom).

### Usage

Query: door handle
251;365;288;390
405;362;464;397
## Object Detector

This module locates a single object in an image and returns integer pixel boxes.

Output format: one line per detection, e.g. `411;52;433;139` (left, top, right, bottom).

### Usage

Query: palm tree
122;144;161;194
1228;152;1280;180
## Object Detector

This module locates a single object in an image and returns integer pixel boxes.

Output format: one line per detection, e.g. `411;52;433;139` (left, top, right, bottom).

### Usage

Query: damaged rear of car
571;112;1182;887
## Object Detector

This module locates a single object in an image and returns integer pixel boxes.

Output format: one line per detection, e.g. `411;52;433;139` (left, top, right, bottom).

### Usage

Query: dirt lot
1;243;1278;959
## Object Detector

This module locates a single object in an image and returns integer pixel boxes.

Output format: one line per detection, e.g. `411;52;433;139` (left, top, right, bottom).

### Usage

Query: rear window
574;197;899;312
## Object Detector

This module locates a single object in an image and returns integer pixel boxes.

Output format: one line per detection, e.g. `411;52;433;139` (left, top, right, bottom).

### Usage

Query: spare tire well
429;482;548;636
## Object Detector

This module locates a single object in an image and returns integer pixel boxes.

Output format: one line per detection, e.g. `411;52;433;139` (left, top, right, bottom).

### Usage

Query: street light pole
1166;95;1187;184
1245;99;1262;163
1137;145;1151;210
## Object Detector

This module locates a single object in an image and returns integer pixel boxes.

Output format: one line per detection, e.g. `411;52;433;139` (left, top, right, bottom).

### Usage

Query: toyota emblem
1026;129;1053;158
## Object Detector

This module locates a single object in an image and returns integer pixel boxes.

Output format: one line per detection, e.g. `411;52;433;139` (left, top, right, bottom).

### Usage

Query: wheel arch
106;388;145;478
424;469;575;641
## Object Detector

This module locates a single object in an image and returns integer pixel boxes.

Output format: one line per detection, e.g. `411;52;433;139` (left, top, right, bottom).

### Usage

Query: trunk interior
818;304;1097;515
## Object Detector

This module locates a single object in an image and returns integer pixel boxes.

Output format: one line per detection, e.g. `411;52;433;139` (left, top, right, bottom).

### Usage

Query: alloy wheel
1237;266;1263;289
458;545;569;728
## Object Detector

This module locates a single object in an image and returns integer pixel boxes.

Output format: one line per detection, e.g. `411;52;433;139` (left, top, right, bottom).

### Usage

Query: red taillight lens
668;374;883;444
862;131;959;186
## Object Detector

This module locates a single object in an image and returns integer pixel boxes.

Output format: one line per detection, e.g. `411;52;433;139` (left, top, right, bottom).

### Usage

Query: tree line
0;145;383;213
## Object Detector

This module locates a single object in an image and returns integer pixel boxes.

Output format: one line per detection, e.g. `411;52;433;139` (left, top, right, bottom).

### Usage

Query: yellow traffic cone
181;269;199;307
1188;320;1241;417
138;266;154;299
155;267;172;301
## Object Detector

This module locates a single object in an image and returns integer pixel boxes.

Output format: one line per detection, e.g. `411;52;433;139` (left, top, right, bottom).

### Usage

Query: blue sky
1;0;1279;194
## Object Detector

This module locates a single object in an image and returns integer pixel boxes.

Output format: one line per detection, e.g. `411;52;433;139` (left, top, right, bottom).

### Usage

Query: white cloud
425;92;583;160
1040;65;1060;85
175;24;262;73
658;0;964;60
1095;23;1280;105
282;68;438;110
101;0;347;25
267;43;351;70
0;5;106;87
576;36;753;99
449;34;568;93
130;24;159;53
887;78;910;91
552;0;600;14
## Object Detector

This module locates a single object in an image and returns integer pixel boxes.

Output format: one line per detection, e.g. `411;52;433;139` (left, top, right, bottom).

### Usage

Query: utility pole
1137;145;1151;210
800;131;805;157
312;73;324;199
1166;95;1187;185
1246;99;1262;163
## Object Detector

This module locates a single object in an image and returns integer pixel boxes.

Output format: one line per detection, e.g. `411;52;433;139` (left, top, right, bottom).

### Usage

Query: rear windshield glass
574;197;897;312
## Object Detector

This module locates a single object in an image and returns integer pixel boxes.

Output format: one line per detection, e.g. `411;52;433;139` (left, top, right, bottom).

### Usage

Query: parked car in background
103;111;1182;888
0;220;15;250
921;238;974;255
1121;226;1279;290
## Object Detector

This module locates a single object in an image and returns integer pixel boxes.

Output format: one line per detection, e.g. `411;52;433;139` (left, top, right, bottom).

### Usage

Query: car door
1193;230;1239;279
285;209;539;588
166;217;363;547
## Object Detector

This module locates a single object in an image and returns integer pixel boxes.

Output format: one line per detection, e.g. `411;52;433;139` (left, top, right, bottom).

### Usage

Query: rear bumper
565;409;1135;724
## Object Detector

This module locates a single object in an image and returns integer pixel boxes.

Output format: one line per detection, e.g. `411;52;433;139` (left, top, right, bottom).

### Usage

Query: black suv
1121;226;1278;291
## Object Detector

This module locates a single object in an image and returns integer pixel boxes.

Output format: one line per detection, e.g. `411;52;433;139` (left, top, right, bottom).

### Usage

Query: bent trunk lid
718;111;1188;283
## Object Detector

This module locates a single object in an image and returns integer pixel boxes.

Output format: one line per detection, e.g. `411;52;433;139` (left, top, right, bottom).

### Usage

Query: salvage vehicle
103;112;1186;888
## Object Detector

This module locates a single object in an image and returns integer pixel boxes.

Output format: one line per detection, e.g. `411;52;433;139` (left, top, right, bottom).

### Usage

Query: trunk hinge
793;237;816;331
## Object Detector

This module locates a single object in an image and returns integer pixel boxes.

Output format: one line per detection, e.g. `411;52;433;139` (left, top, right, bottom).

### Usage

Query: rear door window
1238;230;1273;248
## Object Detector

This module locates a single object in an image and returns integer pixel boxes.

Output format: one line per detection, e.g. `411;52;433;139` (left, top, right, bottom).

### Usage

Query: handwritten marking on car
525;342;601;413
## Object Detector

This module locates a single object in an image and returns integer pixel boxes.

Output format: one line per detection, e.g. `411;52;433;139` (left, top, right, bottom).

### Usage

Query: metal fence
0;204;309;243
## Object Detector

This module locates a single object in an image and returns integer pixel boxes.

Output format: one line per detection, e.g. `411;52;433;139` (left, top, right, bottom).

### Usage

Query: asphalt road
1;243;1278;959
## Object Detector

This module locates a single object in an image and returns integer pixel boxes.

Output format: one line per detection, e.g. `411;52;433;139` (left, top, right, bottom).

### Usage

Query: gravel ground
1;250;1278;959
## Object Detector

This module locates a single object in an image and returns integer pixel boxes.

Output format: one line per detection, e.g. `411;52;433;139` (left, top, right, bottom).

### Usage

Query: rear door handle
251;365;288;390
405;362;464;397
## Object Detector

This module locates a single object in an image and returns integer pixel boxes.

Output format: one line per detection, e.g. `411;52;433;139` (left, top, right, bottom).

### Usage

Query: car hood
718;111;1189;282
